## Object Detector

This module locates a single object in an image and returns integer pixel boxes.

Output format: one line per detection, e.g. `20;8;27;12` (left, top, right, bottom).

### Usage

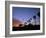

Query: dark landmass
12;23;40;31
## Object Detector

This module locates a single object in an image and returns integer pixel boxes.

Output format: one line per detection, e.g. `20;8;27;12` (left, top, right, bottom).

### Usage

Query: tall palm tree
37;12;40;17
33;16;36;25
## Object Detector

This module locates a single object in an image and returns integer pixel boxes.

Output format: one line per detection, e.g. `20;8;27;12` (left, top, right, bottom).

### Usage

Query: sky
12;7;40;25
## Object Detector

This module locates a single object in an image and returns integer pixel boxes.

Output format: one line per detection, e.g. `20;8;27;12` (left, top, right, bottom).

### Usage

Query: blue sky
12;7;40;24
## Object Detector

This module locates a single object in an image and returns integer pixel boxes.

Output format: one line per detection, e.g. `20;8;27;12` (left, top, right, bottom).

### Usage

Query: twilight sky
12;7;40;25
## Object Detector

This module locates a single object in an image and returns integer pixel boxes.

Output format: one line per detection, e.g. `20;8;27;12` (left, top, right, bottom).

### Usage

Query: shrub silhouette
19;24;23;27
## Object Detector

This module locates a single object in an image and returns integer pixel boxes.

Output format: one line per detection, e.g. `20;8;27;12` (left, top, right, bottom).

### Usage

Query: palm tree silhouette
27;18;32;22
33;16;36;25
37;12;40;17
33;16;36;19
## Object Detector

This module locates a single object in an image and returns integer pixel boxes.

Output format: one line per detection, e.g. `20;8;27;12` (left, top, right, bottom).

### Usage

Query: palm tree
33;16;36;19
27;18;32;22
24;22;27;25
33;16;36;25
27;18;32;25
37;12;40;17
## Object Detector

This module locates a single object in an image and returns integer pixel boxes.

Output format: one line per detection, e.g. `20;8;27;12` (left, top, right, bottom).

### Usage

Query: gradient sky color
12;7;40;25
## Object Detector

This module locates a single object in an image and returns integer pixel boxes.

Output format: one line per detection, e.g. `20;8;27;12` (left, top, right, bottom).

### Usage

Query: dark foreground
12;24;40;31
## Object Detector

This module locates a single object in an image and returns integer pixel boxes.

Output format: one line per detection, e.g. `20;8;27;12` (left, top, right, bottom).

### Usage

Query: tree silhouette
33;16;36;25
19;24;23;27
24;22;27;25
27;18;32;22
33;16;36;19
37;12;40;17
